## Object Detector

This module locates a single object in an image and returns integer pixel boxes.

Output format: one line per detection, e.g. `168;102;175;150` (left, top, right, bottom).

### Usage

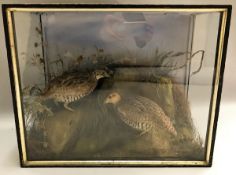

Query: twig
190;50;205;76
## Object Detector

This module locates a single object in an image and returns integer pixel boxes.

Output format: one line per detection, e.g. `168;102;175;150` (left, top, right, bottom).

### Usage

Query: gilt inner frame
2;4;231;167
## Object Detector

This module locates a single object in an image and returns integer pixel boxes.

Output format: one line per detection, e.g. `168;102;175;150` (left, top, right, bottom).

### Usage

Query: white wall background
0;0;236;174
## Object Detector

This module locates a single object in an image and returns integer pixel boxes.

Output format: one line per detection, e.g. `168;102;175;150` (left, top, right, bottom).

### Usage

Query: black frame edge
1;3;232;168
1;4;233;9
1;4;25;167
207;5;232;166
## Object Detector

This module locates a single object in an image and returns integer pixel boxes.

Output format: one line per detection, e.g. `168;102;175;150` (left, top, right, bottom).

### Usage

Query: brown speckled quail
104;92;177;136
41;70;110;111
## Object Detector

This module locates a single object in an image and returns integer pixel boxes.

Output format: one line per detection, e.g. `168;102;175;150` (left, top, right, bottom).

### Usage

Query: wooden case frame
2;4;231;167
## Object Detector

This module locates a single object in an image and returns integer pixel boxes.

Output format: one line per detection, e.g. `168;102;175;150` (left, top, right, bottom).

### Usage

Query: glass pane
12;10;221;161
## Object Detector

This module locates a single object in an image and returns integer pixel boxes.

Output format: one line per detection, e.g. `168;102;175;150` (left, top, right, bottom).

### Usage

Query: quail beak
104;98;109;104
104;72;110;78
105;69;114;77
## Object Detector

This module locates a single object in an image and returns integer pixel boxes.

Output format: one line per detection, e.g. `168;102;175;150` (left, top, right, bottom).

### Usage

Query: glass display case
2;4;231;167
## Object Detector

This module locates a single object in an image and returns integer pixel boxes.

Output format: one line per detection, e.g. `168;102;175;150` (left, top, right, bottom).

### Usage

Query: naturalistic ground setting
18;11;205;161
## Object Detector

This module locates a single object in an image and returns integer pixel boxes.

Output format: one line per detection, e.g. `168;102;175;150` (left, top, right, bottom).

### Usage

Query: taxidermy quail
104;92;177;136
41;69;110;111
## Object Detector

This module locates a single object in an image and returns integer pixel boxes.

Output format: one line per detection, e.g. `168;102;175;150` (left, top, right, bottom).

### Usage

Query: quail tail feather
158;114;177;136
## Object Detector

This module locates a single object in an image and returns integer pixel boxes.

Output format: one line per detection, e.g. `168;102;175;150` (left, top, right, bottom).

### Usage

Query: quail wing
117;95;177;136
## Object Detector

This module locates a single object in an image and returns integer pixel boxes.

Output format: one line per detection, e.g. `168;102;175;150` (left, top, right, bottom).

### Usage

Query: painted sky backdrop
42;12;191;61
